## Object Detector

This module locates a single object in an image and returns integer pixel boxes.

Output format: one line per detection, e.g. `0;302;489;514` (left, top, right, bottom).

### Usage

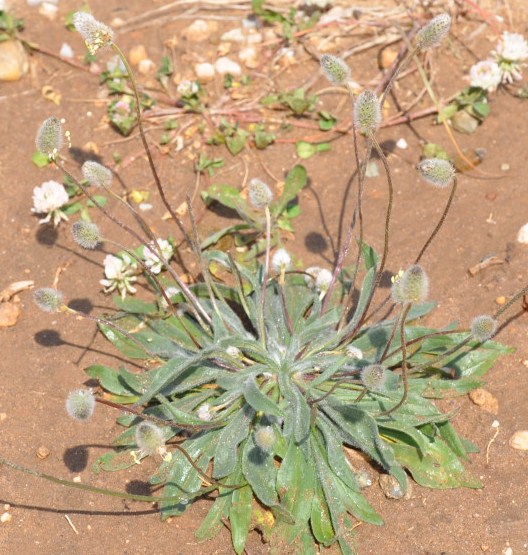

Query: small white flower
315;268;333;292
100;254;138;299
143;238;174;274
469;60;502;92
305;266;322;289
177;80;199;97
32;180;69;226
271;248;291;273
345;345;363;360
197;404;212;421
495;31;528;62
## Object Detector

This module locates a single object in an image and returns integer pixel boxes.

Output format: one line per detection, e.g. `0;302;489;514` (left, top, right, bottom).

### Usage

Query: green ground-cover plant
5;10;528;555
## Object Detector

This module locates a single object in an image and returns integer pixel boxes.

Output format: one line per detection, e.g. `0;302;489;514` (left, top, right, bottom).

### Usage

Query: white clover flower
177;80;199;97
73;12;114;56
271;248;291;273
345;345;363;359
197;403;212;421
143;238;174;274
469;60;502;92
32;180;69;226
496;31;528;62
100;254;138;299
493;31;528;83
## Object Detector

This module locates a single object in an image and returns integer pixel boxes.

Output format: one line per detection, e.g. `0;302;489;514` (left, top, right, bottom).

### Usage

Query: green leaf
85;364;137;397
472;101;490;118
230;482;253;554
202;183;245;210
271;165;307;217
310;483;335;546
437;104;458;123
226;129;249;155
243;377;283;417
31;151;50;167
318;111;337;131
242;434;279;506
296;141;316;159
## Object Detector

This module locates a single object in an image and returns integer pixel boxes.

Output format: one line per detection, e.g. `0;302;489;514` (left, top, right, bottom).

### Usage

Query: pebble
396;138;408;149
138;59;156;75
365;160;380;178
59;43;74;59
239;46;258;69
378;474;412;499
220;28;246;43
195;62;215;82
500;163;510;171
0;302;21;328
495;296;506;305
468;388;499;415
509;430;528;450
129;45;148;66
379;47;398;69
214;57;242;76
36;446;51;460
181;20;218;42
0;512;12;524
516;223;528;244
38;2;58;20
0;40;29;82
451;110;479;134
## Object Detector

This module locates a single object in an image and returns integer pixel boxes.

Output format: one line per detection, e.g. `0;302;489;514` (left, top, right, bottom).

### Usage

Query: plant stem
258;207;272;347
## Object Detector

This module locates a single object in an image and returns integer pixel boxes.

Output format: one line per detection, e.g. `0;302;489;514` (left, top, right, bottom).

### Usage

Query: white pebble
59;43;74;59
509;430;528;450
516;223;528;244
396;138;408;149
214;57;242;76
220;28;246;43
0;512;12;523
195;62;215;82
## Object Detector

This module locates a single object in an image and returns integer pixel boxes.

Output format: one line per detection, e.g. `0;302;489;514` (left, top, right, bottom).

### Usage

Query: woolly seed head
254;426;276;453
360;364;388;392
354;90;381;135
248;178;273;209
66;389;95;421
271;248;291;273
81;161;113;188
418;158;455;188
73;12;114;56
392;265;429;304
36;117;63;160
320;54;350;85
71;221;101;249
33;288;64;312
416;13;451;51
135;421;165;455
471;315;497;342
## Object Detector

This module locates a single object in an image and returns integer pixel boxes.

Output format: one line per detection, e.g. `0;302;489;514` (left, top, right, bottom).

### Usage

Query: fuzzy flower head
135;421;165;456
197;404;212;421
33;288;64;313
354;90;381;135
82;160;113;188
493;31;528;83
100;254;138;299
248;178;273;209
320;54;350;85
345;345;363;360
143;238;174;275
416;13;451;51
73;12;114;56
469;60;502;92
32;180;69;226
35;117;63;161
271;248;291;273
418;158;456;188
304;266;332;293
71;221;101;249
66;390;95;421
177;79;199;97
471;315;497;342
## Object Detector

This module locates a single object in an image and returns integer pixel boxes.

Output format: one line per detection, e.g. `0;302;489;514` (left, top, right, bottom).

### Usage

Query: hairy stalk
111;43;193;247
493;282;528;319
228;252;251;319
378;305;404;363
382;328;462;361
378;303;412;416
58;164;211;327
258;206;272;347
0;455;220;503
414;176;458;264
62;305;161;360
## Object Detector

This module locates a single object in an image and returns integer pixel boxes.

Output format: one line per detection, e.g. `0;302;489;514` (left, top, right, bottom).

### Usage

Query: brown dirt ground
0;1;527;554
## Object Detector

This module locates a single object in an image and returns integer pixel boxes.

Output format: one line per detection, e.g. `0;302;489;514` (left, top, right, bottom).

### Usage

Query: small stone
214;57;242;76
137;59;156;76
516;223;528;244
0;40;29;82
0;512;12;524
451;110;479;134
59;43;74;59
38;2;58;20
509;430;528;450
182;20;218;42
396;138;408;149
239;46;258;69
379;47;398;69
73;476;82;483
0;302;21;327
379;474;412;499
468;388;499;415
500;163;510;171
220;28;246;43
365;160;380;178
195;62;215;82
36;446;51;460
129;45;148;66
0;413;6;422
495;296;506;305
